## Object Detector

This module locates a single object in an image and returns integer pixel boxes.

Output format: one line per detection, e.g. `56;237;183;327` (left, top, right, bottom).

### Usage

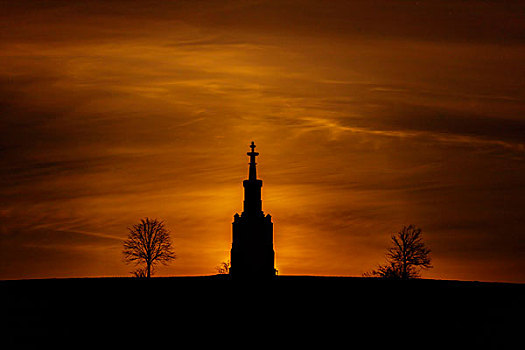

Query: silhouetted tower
230;142;276;278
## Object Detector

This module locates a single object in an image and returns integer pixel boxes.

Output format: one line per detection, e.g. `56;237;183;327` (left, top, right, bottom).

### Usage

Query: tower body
230;142;276;278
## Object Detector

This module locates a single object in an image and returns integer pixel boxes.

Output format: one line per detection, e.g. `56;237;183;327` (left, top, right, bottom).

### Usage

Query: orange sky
1;0;524;282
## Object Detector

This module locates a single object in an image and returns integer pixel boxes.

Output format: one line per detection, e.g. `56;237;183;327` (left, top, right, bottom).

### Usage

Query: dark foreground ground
2;276;524;348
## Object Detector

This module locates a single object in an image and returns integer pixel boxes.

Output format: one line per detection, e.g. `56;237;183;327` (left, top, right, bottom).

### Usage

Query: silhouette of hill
2;276;523;348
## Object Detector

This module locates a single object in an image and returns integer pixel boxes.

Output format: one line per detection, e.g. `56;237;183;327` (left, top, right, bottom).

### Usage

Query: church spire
247;141;259;180
242;141;263;215
231;142;276;278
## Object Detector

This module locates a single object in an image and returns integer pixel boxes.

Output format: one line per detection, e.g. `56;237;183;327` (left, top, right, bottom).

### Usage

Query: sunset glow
1;1;524;282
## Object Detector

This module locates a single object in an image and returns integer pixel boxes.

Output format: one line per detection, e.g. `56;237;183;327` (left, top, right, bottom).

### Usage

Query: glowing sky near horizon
1;0;524;282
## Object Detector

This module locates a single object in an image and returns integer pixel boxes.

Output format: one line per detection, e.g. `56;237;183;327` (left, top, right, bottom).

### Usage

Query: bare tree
123;217;176;278
365;225;432;279
363;262;402;279
132;267;148;278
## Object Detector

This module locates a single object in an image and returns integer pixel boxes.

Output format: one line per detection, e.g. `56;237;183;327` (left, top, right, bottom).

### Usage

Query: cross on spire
247;141;259;180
